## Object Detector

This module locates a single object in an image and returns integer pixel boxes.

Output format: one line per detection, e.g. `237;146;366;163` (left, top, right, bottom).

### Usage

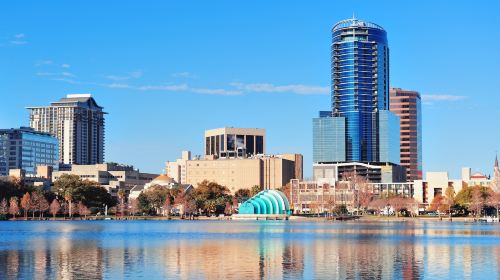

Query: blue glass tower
313;17;400;166
331;18;390;162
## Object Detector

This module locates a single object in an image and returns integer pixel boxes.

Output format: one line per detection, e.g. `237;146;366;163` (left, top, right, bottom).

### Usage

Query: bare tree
39;196;50;219
49;199;61;220
30;192;42;220
0;198;8;216
163;197;171;218
470;187;484;218
20;192;31;220
78;201;90;220
342;171;370;214
9;197;19;220
129;198;139;217
487;191;500;219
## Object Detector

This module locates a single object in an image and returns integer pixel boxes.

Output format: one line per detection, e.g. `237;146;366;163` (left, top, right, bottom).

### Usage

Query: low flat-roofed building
290;179;414;214
313;162;406;183
52;163;158;197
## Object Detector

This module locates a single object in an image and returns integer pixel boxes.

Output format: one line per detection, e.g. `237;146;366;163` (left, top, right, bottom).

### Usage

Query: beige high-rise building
204;127;265;158
165;151;191;184
26;94;106;165
185;154;301;193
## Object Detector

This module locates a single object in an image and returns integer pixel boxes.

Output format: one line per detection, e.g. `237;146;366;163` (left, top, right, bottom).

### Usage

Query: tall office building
0;127;59;176
331;17;393;162
313;17;400;166
389;88;422;180
27;94;106;165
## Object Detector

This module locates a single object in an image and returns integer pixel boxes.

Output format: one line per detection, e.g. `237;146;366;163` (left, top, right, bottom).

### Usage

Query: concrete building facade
389;88;422;180
52;163;158;197
165;151;191;184
185;154;301;193
27;94;106;165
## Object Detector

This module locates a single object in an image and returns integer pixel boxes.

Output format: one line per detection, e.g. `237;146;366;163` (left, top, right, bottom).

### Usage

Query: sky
1;1;499;178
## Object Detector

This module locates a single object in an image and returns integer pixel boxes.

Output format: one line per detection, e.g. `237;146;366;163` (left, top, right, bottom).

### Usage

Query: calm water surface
0;220;499;279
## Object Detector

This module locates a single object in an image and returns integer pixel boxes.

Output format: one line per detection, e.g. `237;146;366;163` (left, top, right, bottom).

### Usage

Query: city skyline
1;1;500;178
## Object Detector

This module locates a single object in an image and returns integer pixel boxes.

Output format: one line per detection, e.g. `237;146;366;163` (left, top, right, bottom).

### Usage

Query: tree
50;199;61;220
39;195;50;219
0;177;33;202
136;185;171;215
9;197;19;219
358;187;374;214
325;198;336;215
20;192;31;220
445;185;455;202
234;188;251;203
163;196;171;218
192;181;232;216
470;187;484;217
455;185;492;217
428;194;448;214
30;191;42;219
368;198;387;215
224;201;232;216
77;184;117;209
117;189;126;216
129;198;139;217
0;198;8;216
64;189;78;219
250;185;261;197
78;201;90;219
342;171;370;213
487;191;500;218
231;197;238;213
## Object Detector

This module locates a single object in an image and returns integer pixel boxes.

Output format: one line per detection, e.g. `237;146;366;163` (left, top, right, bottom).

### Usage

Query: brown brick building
389;88;422;181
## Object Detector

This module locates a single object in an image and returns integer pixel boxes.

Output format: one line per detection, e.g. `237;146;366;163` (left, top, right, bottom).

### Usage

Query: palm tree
117;189;126;217
64;191;73;219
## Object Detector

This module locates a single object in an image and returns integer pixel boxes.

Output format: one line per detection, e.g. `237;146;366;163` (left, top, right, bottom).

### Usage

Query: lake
0;220;498;279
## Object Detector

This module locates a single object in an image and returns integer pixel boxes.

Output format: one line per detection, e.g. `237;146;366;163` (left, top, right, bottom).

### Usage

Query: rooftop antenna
352;12;356;20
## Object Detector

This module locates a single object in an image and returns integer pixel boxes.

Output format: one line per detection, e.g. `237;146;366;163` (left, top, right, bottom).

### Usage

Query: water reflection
0;221;498;279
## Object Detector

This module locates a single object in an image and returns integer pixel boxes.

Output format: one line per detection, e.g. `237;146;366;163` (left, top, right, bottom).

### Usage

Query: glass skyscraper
0;127;59;176
332;18;391;162
313;17;400;166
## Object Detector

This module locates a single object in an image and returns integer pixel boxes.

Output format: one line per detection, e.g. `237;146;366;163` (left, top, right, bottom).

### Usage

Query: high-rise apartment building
26;94;106;165
313;18;400;168
204;127;265;158
389;88;422;180
0;127;59;176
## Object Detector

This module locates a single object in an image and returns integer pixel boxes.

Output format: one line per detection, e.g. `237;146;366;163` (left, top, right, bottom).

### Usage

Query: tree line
0;175;264;220
0;174;116;220
135;181;262;218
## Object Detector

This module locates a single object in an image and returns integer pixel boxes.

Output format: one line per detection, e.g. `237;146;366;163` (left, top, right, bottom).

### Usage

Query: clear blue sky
1;1;499;178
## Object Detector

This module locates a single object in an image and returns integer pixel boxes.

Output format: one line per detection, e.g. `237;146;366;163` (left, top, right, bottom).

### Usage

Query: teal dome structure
238;190;291;215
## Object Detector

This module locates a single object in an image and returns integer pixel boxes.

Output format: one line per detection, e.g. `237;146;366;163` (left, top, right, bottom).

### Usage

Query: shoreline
1;215;497;223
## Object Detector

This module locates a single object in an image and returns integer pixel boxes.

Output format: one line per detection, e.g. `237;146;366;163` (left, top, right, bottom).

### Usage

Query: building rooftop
332;18;385;31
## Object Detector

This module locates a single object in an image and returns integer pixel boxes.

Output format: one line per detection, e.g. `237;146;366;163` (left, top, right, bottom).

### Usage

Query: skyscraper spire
495;152;498;168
